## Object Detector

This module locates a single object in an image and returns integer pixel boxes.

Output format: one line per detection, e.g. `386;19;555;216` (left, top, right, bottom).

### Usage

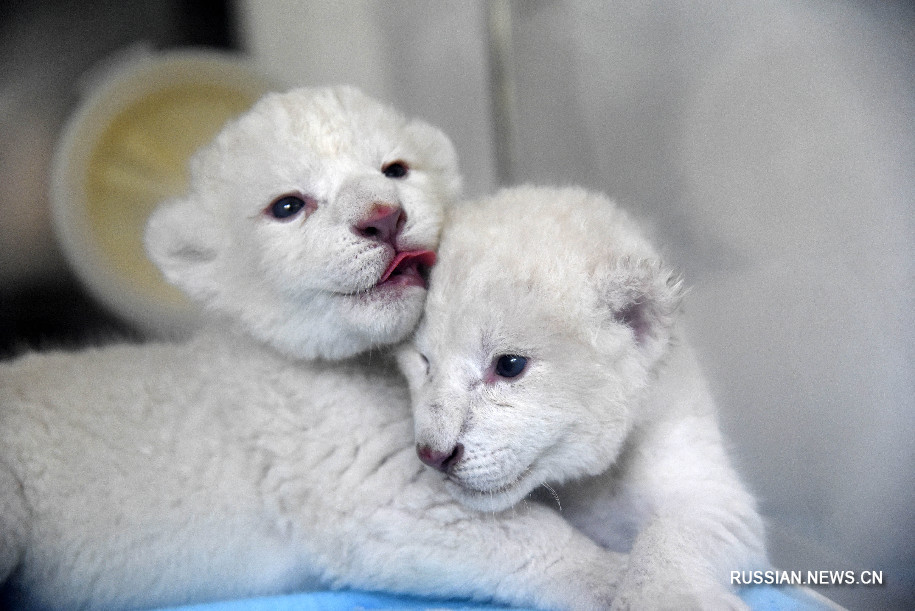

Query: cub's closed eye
382;160;410;179
494;354;528;379
265;194;313;221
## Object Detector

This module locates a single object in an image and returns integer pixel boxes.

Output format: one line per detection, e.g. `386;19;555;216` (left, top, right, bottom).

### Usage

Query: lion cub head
398;186;683;511
145;86;460;359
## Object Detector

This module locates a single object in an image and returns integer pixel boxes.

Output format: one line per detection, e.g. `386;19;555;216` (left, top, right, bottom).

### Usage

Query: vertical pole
486;0;518;186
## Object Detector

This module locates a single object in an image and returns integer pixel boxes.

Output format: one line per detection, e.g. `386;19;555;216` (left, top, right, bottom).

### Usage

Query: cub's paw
548;551;623;610
611;575;747;611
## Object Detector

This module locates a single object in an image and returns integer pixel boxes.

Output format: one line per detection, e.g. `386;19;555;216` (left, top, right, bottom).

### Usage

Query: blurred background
1;1;912;609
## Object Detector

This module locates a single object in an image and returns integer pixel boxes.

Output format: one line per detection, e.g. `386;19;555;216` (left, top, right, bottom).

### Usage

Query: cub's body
2;331;407;607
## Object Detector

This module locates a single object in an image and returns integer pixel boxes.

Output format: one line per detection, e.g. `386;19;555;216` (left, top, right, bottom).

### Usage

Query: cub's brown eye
382;160;410;179
265;194;311;221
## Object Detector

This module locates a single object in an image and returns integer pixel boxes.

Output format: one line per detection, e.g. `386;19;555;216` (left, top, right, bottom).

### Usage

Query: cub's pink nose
416;443;464;473
355;203;404;245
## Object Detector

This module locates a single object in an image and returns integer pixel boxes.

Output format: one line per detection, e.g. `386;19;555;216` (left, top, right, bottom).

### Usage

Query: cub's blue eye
382;160;409;179
267;195;306;220
494;354;528;379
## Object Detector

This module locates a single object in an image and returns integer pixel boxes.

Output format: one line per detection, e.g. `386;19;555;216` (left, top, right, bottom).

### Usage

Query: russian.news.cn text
731;570;883;587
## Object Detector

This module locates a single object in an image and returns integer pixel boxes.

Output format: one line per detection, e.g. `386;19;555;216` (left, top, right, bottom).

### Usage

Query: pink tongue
380;250;437;282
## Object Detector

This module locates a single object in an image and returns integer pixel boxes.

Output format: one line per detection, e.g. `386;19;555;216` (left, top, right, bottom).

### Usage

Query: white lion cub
0;90;622;610
399;186;768;609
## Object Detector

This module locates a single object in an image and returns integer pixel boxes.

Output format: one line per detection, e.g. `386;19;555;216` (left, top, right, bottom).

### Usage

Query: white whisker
542;483;562;512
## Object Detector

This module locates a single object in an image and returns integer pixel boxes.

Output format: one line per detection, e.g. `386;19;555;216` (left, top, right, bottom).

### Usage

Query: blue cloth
162;586;837;611
165;591;512;611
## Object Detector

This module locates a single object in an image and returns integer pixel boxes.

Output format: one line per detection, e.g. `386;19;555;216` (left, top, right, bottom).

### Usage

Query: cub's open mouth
378;250;436;289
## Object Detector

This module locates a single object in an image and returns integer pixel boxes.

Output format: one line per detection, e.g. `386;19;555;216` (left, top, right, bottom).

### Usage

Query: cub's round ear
144;196;222;302
405;119;462;201
596;257;685;357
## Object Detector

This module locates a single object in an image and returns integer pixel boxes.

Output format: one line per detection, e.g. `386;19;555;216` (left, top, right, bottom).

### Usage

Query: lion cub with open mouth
399;186;768;609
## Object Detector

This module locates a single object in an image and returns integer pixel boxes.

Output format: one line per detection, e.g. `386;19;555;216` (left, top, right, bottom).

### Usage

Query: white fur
0;92;623;610
400;186;768;610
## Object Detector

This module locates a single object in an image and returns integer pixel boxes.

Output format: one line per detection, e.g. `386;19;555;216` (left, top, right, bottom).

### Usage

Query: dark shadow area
0;0;237;359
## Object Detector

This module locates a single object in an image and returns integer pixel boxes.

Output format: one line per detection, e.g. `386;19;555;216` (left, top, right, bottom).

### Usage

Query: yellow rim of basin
51;48;276;337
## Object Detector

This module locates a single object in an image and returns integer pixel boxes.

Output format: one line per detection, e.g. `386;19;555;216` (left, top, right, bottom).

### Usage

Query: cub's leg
0;460;27;584
612;415;765;610
323;498;624;611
